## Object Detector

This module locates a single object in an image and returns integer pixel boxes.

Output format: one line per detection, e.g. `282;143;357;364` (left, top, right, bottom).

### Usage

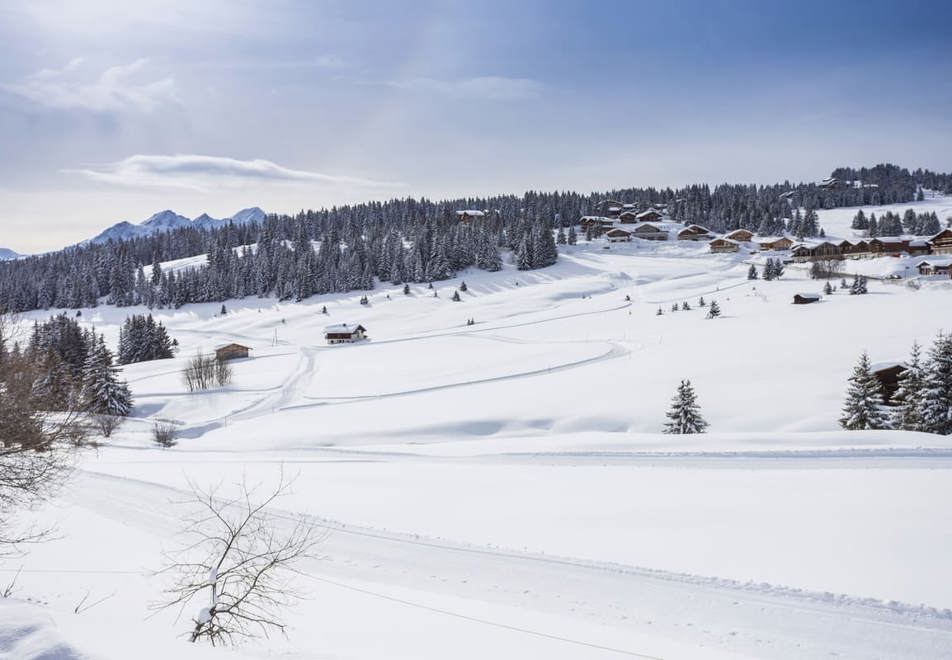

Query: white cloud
67;154;399;192
388;76;544;101
1;58;176;113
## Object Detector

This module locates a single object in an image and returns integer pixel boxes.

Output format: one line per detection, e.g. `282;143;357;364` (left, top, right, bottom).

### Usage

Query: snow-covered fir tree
922;333;952;435
82;335;133;417
706;300;721;319
663;380;708;434
839;351;887;430
891;341;926;431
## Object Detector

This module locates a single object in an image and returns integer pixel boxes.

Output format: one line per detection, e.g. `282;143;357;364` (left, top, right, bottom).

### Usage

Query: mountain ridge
87;207;266;245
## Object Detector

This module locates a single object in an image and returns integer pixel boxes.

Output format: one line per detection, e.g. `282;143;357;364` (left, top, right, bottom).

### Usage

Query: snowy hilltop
87;207;267;245
0;247;20;260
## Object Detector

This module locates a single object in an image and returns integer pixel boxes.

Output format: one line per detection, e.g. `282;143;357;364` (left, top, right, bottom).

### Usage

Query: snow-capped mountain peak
0;247;21;261
141;210;191;230
87;207;267;245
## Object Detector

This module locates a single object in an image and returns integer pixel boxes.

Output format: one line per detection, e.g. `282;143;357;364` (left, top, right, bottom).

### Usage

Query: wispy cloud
387;76;545;101
1;58;176;113
66;154;400;191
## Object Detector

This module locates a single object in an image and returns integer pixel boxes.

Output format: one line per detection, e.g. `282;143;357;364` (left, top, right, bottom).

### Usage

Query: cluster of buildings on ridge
569;202;952;276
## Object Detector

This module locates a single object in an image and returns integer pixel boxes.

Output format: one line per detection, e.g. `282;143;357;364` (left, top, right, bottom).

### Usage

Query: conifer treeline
1;163;948;313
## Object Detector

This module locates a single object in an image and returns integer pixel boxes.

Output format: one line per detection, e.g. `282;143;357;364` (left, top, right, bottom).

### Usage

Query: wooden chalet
868;237;910;256
838;240;869;257
708;237;739;254
793;293;820;305
677;224;713;241
630;222;669;241
324;323;368;345
870;362;906;405
928;229;952;255
605;228;632;243
456;210;485;223
618;211;640;224
215;343;251;361
917;258;952;276
635;209;664;223
724;228;754;243
755;236;793;251
579;216;614;236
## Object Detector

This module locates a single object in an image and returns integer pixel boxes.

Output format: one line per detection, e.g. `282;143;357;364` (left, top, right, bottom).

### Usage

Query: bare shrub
0;311;79;554
155;473;321;645
152;420;179;448
184;352;232;392
93;413;123;439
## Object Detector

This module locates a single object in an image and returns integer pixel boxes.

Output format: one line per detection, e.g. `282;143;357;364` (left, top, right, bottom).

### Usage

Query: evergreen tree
706;300;721;319
922;333;952;435
698;296;706;307
459;281;468;292
839;351;887;430
82;335;133;417
556;227;566;245
681;301;690;311
656;307;663;316
663;380;708;434
403;284;411;295
671;303;679;312
891;341;926;431
567;226;578;245
451;290;461;302
823;281;833;295
747;264;758;280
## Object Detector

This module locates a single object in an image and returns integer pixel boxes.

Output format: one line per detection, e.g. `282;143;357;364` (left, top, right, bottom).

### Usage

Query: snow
0;247;20;261
7;196;952;659
86;207;267;245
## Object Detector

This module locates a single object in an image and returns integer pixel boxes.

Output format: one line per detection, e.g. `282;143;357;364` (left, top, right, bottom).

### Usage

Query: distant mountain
0;247;20;261
87;207;266;245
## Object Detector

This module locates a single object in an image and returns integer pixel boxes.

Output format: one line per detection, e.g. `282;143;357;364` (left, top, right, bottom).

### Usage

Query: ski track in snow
57;469;952;660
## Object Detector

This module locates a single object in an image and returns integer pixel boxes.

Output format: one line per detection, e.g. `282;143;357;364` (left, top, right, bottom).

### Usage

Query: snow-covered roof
635;209;663;219
710;237;739;245
916;256;952;267
795;293;821;299
456;210;485;217
324;323;365;334
869;360;905;374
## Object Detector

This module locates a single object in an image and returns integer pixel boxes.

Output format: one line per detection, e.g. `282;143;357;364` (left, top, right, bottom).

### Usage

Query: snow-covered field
5;197;952;659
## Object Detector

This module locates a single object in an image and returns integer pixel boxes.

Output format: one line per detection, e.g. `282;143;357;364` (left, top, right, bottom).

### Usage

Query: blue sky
1;0;950;252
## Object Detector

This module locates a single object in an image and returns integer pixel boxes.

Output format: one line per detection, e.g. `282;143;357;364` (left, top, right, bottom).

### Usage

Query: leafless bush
214;358;232;388
93;413;123;439
152;420;179;448
0;311;79;555
155;473;321;645
184;352;232;392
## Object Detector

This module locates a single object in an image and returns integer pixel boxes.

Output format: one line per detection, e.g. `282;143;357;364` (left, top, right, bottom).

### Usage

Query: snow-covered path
34;468;952;660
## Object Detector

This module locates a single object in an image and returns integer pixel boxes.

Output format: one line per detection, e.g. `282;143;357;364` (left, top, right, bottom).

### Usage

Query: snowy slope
0;247;21;260
9;196;952;660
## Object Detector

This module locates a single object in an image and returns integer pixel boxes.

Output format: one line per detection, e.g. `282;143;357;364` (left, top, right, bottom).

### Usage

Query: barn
324;323;368;344
793;293;821;305
215;343;251;361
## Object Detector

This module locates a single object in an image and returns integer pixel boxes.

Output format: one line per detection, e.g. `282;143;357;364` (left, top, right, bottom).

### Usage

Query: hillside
9;195;952;660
